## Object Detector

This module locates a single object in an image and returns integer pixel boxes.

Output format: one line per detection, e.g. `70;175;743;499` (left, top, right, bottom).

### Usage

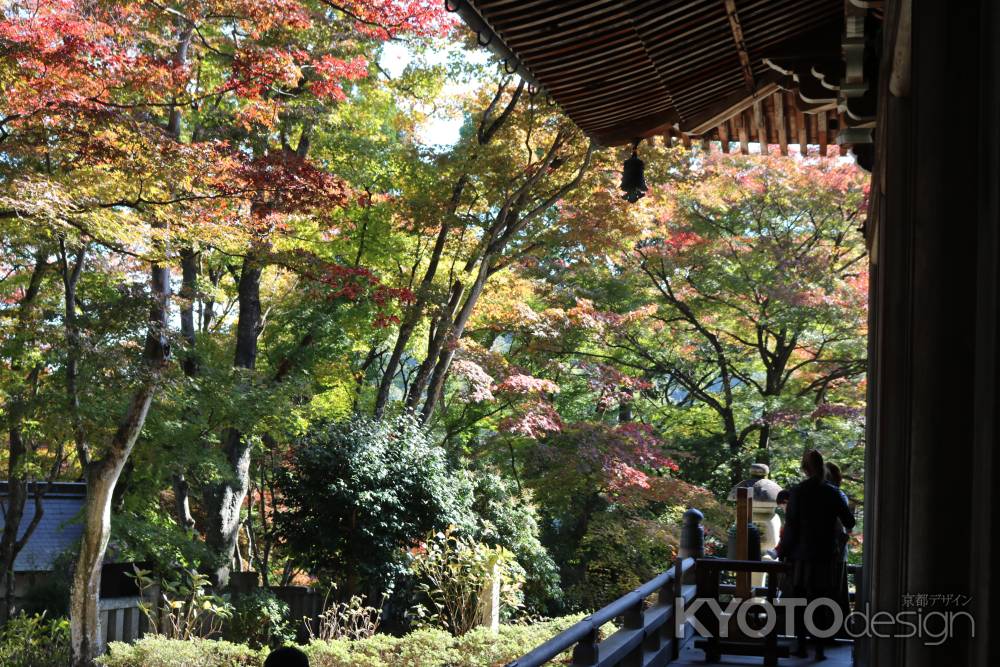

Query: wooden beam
752;101;767;153
796;108;808;152
679;80;781;136
775;92;788;155
738;110;750;154
718;122;730;153
787;97;798;148
818;110;829;156
722;0;756;93
591;108;679;147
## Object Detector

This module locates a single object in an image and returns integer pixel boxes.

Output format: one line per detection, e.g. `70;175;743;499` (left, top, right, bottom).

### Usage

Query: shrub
132;566;233;639
97;614;597;667
97;636;263;667
303;615;591;667
309;592;384;641
276;415;473;593
464;470;562;615
0;612;70;667
450;615;590;667
408;526;524;636
226;589;294;649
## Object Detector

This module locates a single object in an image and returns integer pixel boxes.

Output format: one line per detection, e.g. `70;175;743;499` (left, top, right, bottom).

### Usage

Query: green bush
97;636;264;667
226;589;294;648
408;526;524;636
464;469;562;615
98;614;596;667
276;415;473;592
0;612;71;667
304;617;590;667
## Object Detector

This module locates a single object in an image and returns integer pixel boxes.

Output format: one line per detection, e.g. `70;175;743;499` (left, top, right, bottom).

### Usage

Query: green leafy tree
276;415;472;594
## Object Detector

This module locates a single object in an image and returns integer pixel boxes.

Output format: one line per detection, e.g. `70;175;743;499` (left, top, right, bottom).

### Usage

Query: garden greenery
408;526;524;636
98;614;606;667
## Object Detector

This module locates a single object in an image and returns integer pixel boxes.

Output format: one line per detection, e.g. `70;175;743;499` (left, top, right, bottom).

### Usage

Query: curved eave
450;0;868;153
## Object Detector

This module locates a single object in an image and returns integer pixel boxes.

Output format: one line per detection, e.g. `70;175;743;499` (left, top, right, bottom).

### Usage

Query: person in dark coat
778;449;855;659
825;461;853;625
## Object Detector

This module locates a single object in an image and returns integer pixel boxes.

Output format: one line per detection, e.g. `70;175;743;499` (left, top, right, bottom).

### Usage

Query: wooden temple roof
449;0;880;156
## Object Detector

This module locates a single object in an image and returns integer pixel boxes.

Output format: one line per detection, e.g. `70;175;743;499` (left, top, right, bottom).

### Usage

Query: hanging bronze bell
620;142;647;202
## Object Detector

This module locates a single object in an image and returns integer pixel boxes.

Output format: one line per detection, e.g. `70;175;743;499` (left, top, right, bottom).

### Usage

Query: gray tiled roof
0;482;85;573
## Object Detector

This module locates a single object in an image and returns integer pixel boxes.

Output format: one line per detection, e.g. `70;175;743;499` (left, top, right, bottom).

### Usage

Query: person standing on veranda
825;461;853;625
779;449;855;660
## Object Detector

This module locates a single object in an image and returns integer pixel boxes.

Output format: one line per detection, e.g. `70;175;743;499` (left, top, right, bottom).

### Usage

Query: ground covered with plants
97;616;599;667
0;1;868;665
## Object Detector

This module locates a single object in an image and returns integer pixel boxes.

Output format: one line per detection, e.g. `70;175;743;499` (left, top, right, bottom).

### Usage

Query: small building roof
0;482;85;573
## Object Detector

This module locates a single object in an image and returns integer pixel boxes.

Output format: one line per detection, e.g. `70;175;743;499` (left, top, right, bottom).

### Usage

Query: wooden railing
505;557;697;667
503;499;861;667
694;558;790;666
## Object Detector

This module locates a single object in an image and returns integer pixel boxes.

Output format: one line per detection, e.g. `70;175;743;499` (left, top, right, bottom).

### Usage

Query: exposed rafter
452;0;881;157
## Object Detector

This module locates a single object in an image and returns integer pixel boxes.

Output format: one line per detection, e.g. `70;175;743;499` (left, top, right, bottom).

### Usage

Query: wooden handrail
505;557;696;667
695;558;790;574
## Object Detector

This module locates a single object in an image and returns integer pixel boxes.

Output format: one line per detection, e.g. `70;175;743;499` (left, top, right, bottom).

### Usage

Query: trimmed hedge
98;615;596;667
97;637;263;667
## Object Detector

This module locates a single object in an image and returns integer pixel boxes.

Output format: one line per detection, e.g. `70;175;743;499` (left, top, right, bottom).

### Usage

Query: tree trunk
69;386;157;666
405;280;466;411
756;422;771;464
172;473;195;531
411;140;592;422
618;396;634;423
203;252;262;587
179;247;199;375
0;430;28;623
374;178;468;419
372;82;525;418
70;252;169;667
172;248;201;529
420;253;497;421
724;413;743;487
60;241;90;468
0;253;47;622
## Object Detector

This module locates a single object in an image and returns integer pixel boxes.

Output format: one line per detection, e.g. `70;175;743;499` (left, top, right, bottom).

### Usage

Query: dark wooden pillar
863;1;1000;665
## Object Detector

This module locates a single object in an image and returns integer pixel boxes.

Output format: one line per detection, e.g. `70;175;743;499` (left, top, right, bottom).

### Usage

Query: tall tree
562;151;868;485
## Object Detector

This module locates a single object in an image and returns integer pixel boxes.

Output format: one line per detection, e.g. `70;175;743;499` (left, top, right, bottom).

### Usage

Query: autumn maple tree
534;149;869;488
1;0;450;663
1;0;871;656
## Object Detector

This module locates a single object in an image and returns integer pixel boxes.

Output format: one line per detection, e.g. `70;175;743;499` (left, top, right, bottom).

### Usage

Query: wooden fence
98;595;152;652
269;586;328;640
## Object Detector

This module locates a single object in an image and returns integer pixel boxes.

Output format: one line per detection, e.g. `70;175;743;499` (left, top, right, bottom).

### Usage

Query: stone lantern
728;463;783;560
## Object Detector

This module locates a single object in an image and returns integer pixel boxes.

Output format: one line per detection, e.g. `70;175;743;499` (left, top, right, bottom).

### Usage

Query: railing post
623;598;647;666
571;624;599;666
679;508;704;560
669;558;685;659
696;561;721;663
